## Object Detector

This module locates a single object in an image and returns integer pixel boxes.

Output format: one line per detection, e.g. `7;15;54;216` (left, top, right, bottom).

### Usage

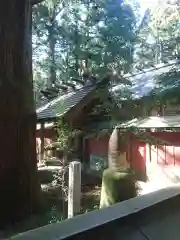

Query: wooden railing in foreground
11;186;180;240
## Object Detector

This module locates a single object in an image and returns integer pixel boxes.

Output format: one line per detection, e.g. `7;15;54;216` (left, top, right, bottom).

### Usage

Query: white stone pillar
68;161;81;218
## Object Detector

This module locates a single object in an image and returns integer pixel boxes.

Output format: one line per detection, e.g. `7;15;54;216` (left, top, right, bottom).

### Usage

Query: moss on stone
100;168;137;208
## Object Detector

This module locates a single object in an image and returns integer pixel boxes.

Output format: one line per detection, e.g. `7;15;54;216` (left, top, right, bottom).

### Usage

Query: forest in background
32;0;180;105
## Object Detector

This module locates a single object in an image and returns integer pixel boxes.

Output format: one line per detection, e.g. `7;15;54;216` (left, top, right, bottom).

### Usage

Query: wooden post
142;102;147;116
161;104;165;116
40;123;45;162
82;137;89;171
68;161;81;218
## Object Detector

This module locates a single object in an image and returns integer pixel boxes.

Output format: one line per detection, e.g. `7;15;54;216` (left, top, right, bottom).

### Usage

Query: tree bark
0;0;40;226
48;10;57;88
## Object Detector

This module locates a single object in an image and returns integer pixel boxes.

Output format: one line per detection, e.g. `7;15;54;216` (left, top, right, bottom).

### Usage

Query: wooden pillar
160;104;164;116
82;136;89;171
68;161;81;218
142;102;147;116
40;122;45;162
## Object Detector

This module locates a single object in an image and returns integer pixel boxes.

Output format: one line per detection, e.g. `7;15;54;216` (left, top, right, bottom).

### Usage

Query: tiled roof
37;60;180;121
36;98;49;109
112;59;180;99
117;115;180;128
36;82;95;121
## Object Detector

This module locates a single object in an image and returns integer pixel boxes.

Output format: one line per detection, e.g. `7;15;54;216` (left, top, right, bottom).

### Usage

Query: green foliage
152;63;180;104
133;9;156;70
135;1;180;67
55;120;70;152
32;0;137;104
151;0;180;103
131;127;170;145
45;118;79;158
150;1;180;61
134;0;180;103
45;117;75;218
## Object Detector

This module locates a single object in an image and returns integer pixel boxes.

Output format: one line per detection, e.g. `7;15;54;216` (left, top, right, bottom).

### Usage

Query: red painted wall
149;132;180;166
128;135;146;172
87;134;146;172
39;128;180;185
126;132;180;173
87;132;180;174
87;135;109;157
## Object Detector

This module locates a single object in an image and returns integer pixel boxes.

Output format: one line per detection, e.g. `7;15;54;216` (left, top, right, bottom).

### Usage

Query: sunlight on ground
138;181;176;195
138;166;180;195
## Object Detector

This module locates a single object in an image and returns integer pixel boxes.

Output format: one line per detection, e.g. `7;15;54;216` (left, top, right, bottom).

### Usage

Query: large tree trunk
48;15;57;88
0;0;41;226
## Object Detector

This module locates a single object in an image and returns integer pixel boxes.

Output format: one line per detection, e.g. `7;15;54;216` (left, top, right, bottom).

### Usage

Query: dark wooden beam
31;0;44;5
65;82;76;90
40;88;59;99
55;84;68;91
71;78;85;85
